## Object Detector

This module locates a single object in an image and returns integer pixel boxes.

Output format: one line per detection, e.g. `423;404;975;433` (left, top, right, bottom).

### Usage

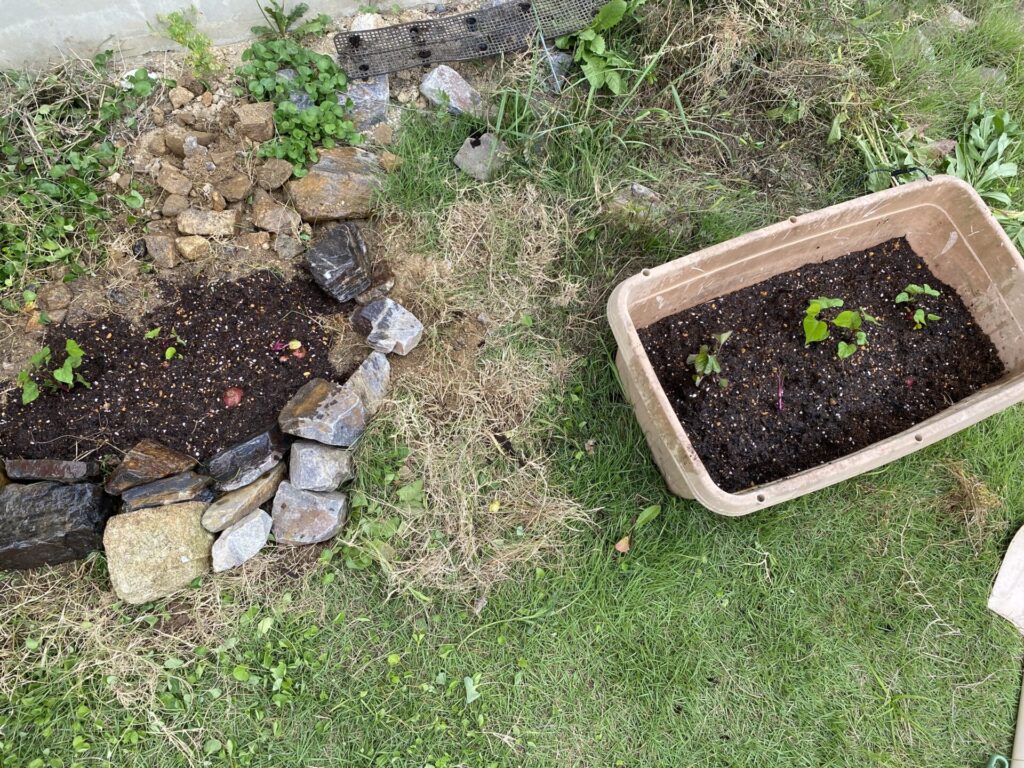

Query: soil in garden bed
0;271;347;463
638;237;1006;492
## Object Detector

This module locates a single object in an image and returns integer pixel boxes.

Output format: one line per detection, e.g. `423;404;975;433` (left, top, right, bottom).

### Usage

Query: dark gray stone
289;441;356;492
206;428;290;492
0;482;112;570
352;298;424;355
305;222;371;304
105;439;197;494
278;68;316;111
345;76;389;131
278;378;369;447
271;481;348;545
5;459;100;484
121;470;213;512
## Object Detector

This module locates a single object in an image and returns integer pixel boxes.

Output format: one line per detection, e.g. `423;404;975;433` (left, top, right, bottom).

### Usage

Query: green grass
5;0;1024;766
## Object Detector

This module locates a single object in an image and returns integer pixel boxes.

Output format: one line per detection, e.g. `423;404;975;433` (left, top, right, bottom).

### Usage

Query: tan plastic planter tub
608;175;1024;516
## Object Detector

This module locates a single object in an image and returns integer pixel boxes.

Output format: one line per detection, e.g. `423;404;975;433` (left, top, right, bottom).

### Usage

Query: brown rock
176;235;211;261
156;165;192;196
103;502;213;604
252;190;301;234
164;126;215;158
285;148;381;222
371;123;394;146
201;463;286;532
257;158;294;190
177;209;240;238
148;132;167;155
178;69;205;95
201;91;214;107
274;233;304;259
162;194;189;217
230;231;272;255
105;438;197;494
151;105;166;126
168;86;195;110
216;172;253;202
233;102;276;142
143;235;178;269
380;151;403;173
210;190;227;211
36;282;72;311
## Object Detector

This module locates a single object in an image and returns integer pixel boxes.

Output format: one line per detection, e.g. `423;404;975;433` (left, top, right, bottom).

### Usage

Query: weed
803;298;879;359
17;339;90;404
556;0;646;94
236;39;358;172
686;330;732;388
252;1;331;41
896;283;942;329
153;6;220;80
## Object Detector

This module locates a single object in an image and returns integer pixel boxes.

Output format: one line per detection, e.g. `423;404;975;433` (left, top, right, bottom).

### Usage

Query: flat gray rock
305;222;371;304
206;428;289;492
121;470;212;512
4;459;100;484
271;481;347;545
212;509;272;572
345;351;390;415
278;378;369;447
454;133;509;182
289;441;356;492
202;463;286;533
420;65;483;116
105;439;196;494
0;482;112;570
353;298;424;355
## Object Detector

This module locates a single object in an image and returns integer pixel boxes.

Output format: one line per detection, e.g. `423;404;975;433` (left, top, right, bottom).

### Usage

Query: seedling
17;339;90;404
686;331;733;389
895;283;941;329
803;297;879;359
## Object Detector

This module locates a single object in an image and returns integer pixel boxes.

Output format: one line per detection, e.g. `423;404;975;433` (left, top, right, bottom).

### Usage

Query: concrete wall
0;1;419;69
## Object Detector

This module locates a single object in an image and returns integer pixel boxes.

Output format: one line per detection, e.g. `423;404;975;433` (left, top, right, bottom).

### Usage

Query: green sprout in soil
803;297;880;359
686;331;732;389
17;339;90;404
895;283;941;329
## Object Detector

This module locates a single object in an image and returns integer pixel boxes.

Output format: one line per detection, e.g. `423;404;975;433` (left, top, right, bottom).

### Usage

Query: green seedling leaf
145;326;162;339
895;292;910;304
832;310;862;330
21;379;39;404
635;504;662;529
855;331;868;345
53;360;74;385
837;341;858;359
165;346;177;360
65;339;84;360
803;316;829;345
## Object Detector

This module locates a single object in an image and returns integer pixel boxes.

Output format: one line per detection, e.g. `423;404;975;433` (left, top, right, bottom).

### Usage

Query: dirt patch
638;237;1006;492
0;271;348;463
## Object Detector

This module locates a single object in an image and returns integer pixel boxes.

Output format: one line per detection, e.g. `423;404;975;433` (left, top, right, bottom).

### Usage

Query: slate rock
257;158;294;190
285;148;380;222
206;428;289;492
353;298;423;355
347;76;389;131
289;441;356;492
277;68;316;111
0;482;112;570
278;378;369;447
345;351;391;415
212;509;272;572
252;190;301;234
4;459;100;484
271;481;347;545
177;209;240;237
103;501;213;604
121;470;212;512
202;462;286;532
420;65;484;116
454;133;509;182
305;222;371;303
105;439;197;494
233;101;276;142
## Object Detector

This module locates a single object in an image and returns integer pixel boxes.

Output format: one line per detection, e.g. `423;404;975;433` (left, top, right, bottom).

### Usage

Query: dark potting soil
0;271;347;464
638;237;1006;493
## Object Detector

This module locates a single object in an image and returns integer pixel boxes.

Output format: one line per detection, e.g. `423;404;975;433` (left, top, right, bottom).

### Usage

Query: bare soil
638;237;1006;492
0;271;347;464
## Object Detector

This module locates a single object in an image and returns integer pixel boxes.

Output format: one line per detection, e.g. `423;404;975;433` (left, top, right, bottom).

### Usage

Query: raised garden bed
609;176;1024;515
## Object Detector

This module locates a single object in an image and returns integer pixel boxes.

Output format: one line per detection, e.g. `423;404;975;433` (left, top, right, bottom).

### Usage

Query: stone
454;133;509;181
347;76;389;131
212;509;272;572
257;158;294;190
371;123;394;146
289;441;355;492
169;85;195;110
271;482;347;545
278;68;316;111
206;428;289;492
177;209;240;237
156;165;192;196
380;151;402;173
233;102;276;142
202;463;286;532
202;91;214;107
105;438;197;494
103;502;213;604
4;459;100;483
164;127;215;158
305;222;371;303
345;351;390;415
143;234;178;269
420;65;484;117
252;190;302;234
0;482;111;570
352;298;424;355
606;182;666;221
542;50;573;92
279;378;368;447
228;231;272;256
355;276;395;306
148;132;168;155
36;282;72;311
216;172;253;202
943;7;975;31
176;235;211;261
274;233;304;259
210;190;227;211
285;148;380;221
121;470;212;512
151;105;166;126
162;193;189;217
178;69;205;96
182;135;208;158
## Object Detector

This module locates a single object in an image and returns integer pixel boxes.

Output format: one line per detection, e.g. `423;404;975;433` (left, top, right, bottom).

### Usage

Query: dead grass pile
939;460;1005;553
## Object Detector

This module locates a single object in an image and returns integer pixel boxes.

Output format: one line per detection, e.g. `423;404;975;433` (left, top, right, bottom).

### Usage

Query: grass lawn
4;0;1024;766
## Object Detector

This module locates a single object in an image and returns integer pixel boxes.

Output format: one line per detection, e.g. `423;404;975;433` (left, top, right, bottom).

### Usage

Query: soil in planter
638;237;1006;493
0;271;348;463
